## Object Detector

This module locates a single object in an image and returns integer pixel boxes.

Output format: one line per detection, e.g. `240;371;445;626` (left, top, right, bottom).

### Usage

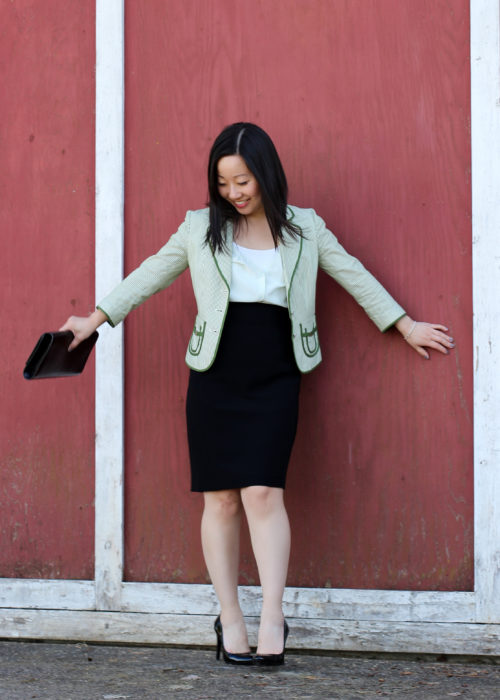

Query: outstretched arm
395;315;454;359
313;212;455;359
58;212;192;350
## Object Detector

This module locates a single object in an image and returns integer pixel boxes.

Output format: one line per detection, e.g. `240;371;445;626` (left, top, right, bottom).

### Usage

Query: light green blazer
97;206;405;373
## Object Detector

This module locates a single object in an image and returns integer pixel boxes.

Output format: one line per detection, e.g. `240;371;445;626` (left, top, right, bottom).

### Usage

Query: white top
229;242;288;308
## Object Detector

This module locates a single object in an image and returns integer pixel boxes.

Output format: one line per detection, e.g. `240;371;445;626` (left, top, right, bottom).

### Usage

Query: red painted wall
0;2;95;578
123;1;472;589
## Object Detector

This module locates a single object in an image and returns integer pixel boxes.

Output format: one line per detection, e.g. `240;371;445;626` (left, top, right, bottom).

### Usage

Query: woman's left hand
395;315;455;359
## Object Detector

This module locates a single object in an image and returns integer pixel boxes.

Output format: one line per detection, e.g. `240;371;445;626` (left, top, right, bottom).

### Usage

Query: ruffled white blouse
229;242;287;308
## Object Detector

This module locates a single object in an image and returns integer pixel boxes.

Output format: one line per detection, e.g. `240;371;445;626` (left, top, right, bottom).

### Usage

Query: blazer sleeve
97;213;190;327
314;211;406;331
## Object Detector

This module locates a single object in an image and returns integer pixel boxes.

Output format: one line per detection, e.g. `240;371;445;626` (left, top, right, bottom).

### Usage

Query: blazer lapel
211;222;233;292
279;233;303;299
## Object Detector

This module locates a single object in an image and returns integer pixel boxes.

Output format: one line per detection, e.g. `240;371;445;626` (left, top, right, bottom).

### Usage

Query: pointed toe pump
214;615;253;665
254;620;289;666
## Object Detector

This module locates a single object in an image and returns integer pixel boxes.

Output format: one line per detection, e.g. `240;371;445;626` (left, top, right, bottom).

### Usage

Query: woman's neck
234;214;275;250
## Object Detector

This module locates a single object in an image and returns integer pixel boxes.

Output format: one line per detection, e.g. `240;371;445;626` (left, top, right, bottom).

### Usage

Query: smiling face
217;155;264;219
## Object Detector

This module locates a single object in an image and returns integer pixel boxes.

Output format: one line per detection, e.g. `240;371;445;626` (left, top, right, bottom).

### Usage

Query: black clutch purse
23;330;99;380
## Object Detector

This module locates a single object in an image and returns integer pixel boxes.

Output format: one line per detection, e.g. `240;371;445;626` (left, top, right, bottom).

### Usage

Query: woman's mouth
233;200;249;209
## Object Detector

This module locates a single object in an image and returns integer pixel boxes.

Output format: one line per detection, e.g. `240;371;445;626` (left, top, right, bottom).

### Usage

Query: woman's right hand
59;309;108;350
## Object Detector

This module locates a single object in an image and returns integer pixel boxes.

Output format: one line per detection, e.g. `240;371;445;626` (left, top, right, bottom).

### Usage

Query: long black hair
206;122;302;252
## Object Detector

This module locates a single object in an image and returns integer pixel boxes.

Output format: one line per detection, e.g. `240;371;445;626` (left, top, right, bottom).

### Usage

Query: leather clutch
23;330;99;380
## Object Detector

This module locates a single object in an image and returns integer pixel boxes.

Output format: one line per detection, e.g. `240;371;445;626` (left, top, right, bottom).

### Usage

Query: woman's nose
228;184;241;200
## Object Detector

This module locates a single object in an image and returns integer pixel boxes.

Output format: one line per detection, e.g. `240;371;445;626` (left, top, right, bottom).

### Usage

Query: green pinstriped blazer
97;206;406;373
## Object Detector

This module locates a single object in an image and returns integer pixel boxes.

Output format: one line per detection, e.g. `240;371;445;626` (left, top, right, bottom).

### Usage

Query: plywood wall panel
0;1;95;579
123;0;472;589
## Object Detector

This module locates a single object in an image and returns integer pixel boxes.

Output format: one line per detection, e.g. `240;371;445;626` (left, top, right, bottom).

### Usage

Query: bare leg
241;486;290;654
201;489;250;653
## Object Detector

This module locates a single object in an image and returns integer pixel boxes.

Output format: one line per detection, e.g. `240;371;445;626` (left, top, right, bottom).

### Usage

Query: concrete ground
0;641;499;699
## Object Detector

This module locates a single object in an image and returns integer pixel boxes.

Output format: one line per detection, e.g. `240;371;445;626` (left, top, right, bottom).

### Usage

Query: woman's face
217;155;264;218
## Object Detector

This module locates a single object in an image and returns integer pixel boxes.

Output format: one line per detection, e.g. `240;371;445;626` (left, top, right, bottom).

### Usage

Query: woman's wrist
89;308;108;330
395;315;413;337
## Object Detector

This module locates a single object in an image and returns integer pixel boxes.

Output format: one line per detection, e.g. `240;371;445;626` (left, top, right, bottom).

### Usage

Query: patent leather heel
254;620;289;666
214;615;253;665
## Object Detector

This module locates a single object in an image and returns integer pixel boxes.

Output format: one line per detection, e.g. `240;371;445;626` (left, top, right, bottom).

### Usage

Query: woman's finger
429;324;449;332
68;336;81;351
433;335;455;349
414;345;430;360
427;340;450;355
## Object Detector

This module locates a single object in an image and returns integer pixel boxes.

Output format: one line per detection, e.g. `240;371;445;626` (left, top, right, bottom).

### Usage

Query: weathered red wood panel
0;2;95;578
123;0;472;589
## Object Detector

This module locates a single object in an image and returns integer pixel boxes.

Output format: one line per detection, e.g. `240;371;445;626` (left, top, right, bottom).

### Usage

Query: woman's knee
203;489;242;519
241;486;284;516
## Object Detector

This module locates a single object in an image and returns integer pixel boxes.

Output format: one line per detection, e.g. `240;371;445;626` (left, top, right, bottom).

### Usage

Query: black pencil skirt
186;302;301;492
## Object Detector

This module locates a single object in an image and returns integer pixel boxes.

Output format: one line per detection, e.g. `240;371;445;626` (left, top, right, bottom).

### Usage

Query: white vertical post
471;0;500;623
95;0;125;610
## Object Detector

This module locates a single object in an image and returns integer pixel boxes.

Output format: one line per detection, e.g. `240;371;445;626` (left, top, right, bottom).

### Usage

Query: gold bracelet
404;320;417;341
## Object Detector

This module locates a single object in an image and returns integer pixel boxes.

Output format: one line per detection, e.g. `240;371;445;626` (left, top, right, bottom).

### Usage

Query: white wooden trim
94;0;125;611
0;579;476;624
1;610;498;655
471;0;500;625
0;580;95;611
120;583;476;623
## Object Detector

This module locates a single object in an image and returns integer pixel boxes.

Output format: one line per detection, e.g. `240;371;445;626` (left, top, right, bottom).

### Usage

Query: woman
61;122;454;665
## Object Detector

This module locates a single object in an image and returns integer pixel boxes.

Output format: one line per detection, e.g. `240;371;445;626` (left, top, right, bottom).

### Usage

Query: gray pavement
0;641;499;699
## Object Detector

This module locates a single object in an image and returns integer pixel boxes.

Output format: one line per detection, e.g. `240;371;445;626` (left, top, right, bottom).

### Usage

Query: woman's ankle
260;604;284;623
220;605;245;626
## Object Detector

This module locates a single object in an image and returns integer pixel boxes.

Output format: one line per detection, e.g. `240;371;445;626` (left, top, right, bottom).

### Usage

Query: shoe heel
214;615;222;660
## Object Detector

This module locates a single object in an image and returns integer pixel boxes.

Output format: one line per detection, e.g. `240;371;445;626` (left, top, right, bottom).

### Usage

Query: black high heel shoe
253;620;289;666
214;615;253;665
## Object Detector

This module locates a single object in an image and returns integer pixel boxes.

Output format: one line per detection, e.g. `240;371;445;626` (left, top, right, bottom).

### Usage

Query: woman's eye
237;181;248;186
